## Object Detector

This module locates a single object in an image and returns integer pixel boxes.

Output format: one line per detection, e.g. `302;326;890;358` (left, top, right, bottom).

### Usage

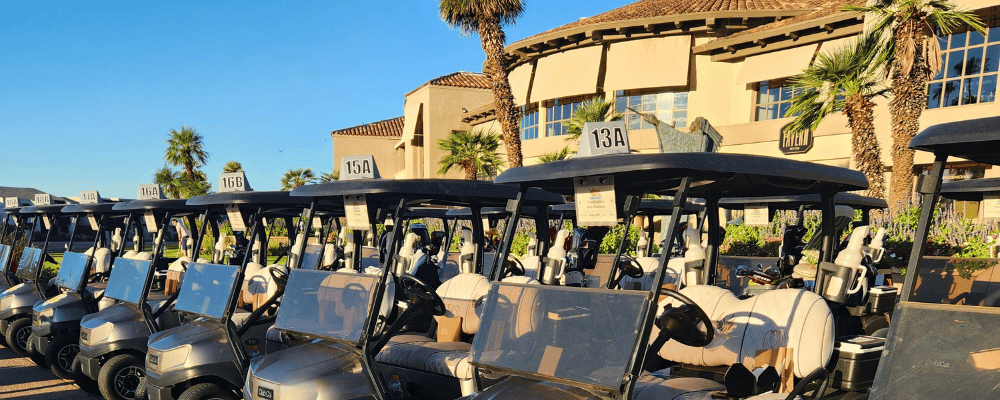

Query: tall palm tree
538;147;571;163
319;170;339;183
437;129;504;179
280;168;316;190
846;0;984;211
440;0;525;167
787;33;891;200
563;97;624;143
165;126;210;181
153;166;181;199
223;160;243;173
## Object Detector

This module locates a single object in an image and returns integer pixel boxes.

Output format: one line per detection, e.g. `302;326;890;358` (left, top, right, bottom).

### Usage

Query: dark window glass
948;50;965;78
927;82;944;108
962;77;980;104
944;80;960;106
966;47;984;75
981;75;998;103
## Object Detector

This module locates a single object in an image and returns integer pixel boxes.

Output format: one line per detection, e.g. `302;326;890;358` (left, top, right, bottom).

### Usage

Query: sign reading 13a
578;121;631;157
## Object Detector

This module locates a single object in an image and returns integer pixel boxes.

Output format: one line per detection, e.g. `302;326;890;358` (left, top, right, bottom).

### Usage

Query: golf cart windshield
104;258;154;304
15;247;42;280
470;283;650;391
299;249;323;271
174;262;239;319
51;251;90;291
0;245;10;273
274;269;378;343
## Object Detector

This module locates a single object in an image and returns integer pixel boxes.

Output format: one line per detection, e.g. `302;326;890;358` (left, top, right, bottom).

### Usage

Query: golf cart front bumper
28;330;49;354
77;352;102;380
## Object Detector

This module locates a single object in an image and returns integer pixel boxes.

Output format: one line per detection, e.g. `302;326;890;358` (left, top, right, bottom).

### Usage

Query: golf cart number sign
579;121;630;157
344;194;371;230
33;194;51;205
80;190;101;204
4;198;18;208
744;204;770;226
138;184;165;200
984;193;1000;219
573;175;618;227
340;155;381;180
219;172;251;193
226;205;247;232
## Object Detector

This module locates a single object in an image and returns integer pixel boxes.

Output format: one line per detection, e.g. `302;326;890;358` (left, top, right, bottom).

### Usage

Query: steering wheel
501;256;525;279
399;274;446;316
656;288;714;347
619;256;646;279
785;367;829;400
269;266;289;288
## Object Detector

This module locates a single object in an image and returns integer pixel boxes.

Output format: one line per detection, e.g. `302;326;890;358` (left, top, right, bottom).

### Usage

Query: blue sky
1;0;614;199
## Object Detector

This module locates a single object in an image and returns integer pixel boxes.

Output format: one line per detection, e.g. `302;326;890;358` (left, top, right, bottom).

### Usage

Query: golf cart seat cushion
246;264;285;308
122;250;138;259
656;286;834;378
436;273;491;335
376;335;475;379
92;247;113;275
323;243;337;268
232;309;253;325
633;374;726;400
133;251;153;261
242;262;265;304
518;255;541;279
501;276;540;285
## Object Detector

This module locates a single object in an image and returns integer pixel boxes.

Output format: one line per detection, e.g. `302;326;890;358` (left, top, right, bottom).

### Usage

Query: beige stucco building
332;0;1000;193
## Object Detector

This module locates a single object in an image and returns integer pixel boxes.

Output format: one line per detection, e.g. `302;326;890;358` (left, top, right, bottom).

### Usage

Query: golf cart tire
45;334;79;379
178;382;238;400
72;354;102;395
6;318;33;357
100;354;146;400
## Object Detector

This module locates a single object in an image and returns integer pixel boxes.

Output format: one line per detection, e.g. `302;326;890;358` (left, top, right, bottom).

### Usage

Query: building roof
331;116;405;138
405;72;493;97
461;102;498;124
725;0;861;39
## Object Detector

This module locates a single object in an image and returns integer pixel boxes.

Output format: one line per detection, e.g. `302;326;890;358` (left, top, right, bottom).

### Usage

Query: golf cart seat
622;257;685;291
323;243;337;269
376;273;492;390
518;255;541;280
502;275;541;285
165;256;211;294
634;285;834;400
246;264;287;310
241;262;265;304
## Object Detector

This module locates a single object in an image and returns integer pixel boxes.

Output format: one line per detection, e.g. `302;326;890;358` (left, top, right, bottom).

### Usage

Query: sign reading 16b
590;126;627;149
222;175;244;190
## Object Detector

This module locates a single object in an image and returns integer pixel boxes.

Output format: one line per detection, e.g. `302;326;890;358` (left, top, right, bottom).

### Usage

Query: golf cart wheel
178;383;238;400
71;354;102;395
45;334;80;379
27;337;49;368
99;354;146;400
6;318;33;358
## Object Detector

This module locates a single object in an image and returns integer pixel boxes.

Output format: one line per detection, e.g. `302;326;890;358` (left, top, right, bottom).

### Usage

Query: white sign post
340;156;381;180
573;176;618;227
578;121;631;157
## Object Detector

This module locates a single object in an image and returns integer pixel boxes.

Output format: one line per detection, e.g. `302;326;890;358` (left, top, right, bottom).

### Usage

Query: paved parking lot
0;346;98;399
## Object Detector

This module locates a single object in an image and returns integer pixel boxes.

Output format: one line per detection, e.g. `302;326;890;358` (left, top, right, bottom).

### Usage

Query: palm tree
846;0;984;211
153;166;181;199
165;126;210;181
787;33;890;200
563;97;624;143
223;160;243;173
440;0;525;168
437;129;504;179
280;168;316;190
319;170;339;183
538;147;571;163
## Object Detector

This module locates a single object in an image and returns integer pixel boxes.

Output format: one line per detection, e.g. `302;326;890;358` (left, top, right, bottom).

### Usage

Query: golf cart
868;117;1000;399
75;197;207;400
242;178;564;400
0;203;70;358
0;202;30;292
463;150;868;400
28;197;130;379
144;190;336;400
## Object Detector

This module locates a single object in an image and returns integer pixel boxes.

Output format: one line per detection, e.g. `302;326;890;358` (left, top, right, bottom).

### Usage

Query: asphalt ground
0;345;98;399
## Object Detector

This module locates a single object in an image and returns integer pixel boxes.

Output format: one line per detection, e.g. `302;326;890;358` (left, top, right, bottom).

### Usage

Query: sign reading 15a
345;159;372;176
340;155;381;180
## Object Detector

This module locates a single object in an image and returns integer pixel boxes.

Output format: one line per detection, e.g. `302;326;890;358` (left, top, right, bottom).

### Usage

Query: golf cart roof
20;204;71;215
444;206;546;218
61;202;126;214
1;207;22;215
550;198;705;215
113;198;203;213
938;177;1000;201
909;116;1000;165
494;153;867;197
291;179;566;207
384;207;452;220
718;193;887;211
187;190;314;207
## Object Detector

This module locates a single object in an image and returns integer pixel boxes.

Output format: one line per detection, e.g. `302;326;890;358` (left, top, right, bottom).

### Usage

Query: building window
520;107;538;140
754;79;804;121
927;27;1000;109
615;90;688;129
545;98;586;137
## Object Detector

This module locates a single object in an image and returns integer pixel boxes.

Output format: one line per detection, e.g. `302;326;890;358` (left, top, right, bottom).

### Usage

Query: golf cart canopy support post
900;154;948;302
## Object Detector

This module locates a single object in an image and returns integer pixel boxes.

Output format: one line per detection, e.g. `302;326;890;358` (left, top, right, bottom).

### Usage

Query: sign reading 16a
590;126;627;149
345;159;372;175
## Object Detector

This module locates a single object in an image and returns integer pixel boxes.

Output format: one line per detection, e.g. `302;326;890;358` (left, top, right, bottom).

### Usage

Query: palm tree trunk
185;164;196;181
478;15;523;168
888;18;930;213
462;160;477;180
845;94;886;201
